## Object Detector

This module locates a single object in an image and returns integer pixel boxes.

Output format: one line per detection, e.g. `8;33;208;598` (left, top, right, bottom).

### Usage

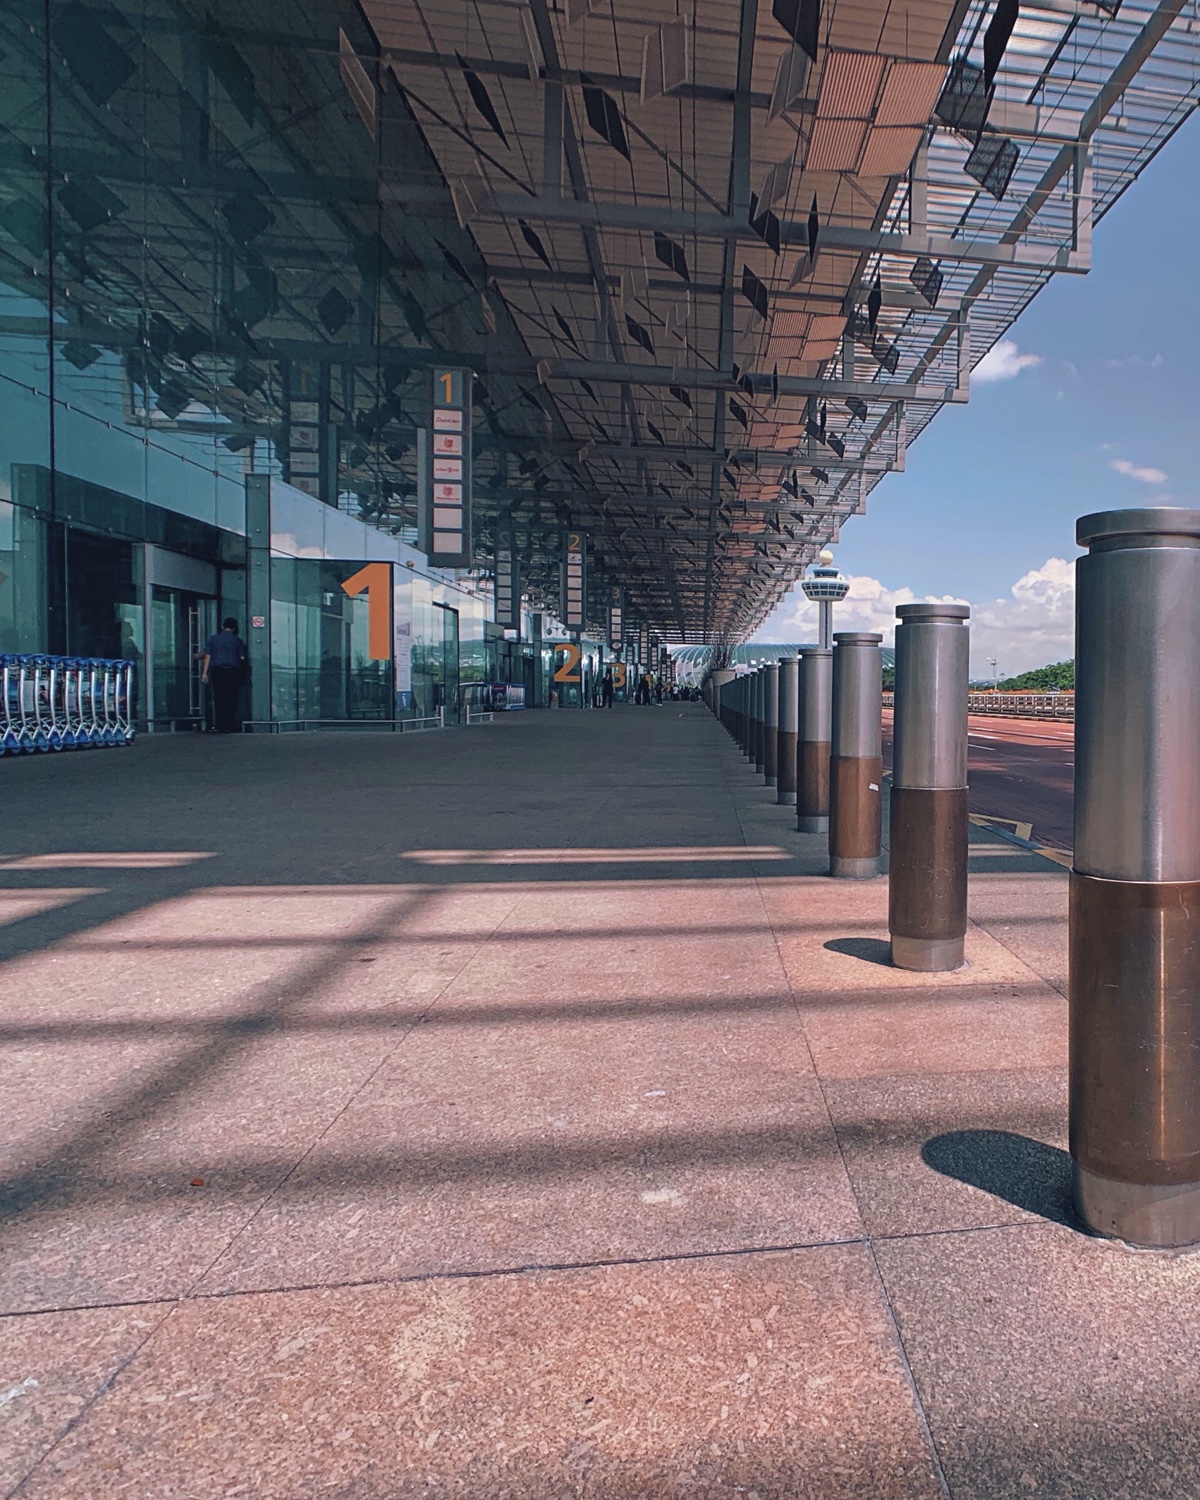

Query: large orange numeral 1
553;643;582;683
341;562;392;661
439;371;455;403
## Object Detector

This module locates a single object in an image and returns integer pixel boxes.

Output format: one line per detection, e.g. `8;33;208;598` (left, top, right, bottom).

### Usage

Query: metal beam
484;194;1091;272
551;359;967;402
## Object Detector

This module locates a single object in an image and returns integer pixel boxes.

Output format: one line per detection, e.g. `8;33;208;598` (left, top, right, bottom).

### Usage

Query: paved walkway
1;704;1189;1498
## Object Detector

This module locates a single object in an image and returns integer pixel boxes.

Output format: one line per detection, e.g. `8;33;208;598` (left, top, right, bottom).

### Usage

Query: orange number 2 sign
553;643;582;683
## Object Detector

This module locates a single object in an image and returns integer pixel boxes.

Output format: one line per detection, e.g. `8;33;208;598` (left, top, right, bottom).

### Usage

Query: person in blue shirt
201;618;248;733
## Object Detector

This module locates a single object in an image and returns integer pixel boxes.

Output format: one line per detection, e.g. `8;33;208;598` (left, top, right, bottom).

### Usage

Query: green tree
996;659;1074;691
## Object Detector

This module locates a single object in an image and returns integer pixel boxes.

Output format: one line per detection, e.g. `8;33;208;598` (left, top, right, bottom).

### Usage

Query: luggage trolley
0;654;138;756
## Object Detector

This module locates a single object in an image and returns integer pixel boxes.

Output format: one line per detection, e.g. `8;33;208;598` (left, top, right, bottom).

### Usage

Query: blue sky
755;111;1200;674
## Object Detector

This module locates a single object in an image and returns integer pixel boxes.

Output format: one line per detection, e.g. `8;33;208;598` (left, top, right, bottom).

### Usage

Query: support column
245;474;272;725
889;604;970;970
797;648;832;834
1071;507;1200;1249
829;633;883;879
762;663;779;787
777;657;799;805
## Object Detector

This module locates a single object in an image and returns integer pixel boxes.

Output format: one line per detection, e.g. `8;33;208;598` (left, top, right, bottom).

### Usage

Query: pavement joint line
182;894;532;1300
726;723;952;1500
0;1216;1066;1324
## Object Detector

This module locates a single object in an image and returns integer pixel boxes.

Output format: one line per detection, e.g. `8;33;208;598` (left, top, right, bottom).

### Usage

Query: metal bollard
753;669;765;772
889;604;970;971
829;633;883;878
1071;507;1200;1249
711;669;734;731
777;657;799;805
797;648;832;834
762;663;779;787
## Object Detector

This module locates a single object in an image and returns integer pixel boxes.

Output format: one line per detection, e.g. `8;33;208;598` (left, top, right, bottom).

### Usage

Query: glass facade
0;0;551;728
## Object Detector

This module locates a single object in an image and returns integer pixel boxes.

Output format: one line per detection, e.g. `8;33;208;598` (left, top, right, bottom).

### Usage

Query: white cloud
753;557;1077;679
755;573;967;648
973;339;1044;383
1110;457;1168;485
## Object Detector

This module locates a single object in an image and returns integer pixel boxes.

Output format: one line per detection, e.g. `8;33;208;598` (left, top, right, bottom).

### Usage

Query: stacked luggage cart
0;656;137;755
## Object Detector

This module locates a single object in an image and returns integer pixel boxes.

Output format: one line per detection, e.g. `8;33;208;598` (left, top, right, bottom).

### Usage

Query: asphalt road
883;712;1074;852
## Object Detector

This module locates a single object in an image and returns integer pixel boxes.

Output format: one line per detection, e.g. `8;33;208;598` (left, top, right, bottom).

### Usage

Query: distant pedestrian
201;617;248;733
602;668;614;708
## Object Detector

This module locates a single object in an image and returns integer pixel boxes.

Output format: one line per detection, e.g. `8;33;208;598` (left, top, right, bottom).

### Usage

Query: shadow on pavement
824;936;893;967
922;1129;1077;1229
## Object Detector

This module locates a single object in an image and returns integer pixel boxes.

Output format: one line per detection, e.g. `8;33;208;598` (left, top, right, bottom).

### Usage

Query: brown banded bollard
777;657;799;805
797;648;832;834
829;633;883;879
1072;507;1200;1249
762;663;779;787
889;603;970;970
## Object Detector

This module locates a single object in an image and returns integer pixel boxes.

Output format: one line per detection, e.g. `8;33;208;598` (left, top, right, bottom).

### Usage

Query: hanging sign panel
607;586;624;651
419;368;472;568
494;526;520;631
561;530;587;630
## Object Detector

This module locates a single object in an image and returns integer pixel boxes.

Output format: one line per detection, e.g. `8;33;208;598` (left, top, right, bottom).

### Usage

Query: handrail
881;691;1074;721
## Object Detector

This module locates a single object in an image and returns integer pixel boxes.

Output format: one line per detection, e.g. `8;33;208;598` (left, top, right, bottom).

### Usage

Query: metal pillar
818;599;833;650
889;604;970;970
245;474;272;725
797;648;832;834
762;663;779;787
777;657;799;805
753;669;765;772
829;632;883;879
1071;507;1200;1249
711;668;734;729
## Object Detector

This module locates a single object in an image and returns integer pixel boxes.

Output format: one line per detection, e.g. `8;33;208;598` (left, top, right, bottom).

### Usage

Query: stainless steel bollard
829;633;883;878
753;669;765;772
777;657;799;805
797;648;832;834
762;664;779;787
889;604;970;970
1072;507;1200;1249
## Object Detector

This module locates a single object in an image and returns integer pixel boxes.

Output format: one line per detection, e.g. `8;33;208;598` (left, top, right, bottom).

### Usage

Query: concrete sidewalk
0;705;1189;1498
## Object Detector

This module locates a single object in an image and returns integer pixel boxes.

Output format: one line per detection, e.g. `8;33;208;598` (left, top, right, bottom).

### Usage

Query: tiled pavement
0;705;1192;1498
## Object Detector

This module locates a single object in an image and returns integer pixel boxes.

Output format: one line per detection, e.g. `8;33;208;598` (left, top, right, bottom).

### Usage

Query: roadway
883;712;1074;853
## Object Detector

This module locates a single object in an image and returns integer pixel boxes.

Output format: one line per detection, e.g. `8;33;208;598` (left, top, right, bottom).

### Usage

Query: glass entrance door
151;588;217;730
441;604;460;725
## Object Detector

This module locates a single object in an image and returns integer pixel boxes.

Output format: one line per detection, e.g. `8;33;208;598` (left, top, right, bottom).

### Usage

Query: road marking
970;813;1033;842
969;814;1072;869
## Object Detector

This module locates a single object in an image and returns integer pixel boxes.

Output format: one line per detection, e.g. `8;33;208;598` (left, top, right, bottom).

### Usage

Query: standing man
201;617;248;734
602;667;614;708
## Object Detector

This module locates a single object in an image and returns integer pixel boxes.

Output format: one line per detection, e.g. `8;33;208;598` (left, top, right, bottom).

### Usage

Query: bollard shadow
824;936;893;967
922;1129;1079;1229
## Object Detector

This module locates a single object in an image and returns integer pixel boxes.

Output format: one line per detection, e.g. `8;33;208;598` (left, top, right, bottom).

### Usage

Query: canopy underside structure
369;0;1196;640
3;0;1195;644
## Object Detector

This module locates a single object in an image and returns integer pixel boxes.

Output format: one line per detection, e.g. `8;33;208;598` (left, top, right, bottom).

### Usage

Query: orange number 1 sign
341;563;392;661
